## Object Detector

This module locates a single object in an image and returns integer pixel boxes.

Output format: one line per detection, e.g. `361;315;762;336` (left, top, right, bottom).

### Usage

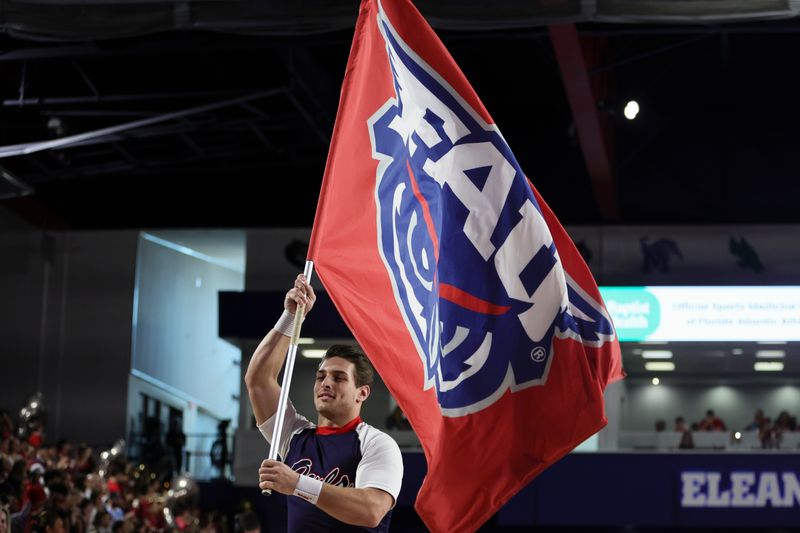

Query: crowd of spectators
0;409;252;533
654;408;798;448
742;408;798;448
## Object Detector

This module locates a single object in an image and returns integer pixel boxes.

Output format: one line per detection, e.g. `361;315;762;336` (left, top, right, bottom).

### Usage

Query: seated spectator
235;511;260;533
386;406;412;431
756;417;779;448
678;431;694;449
774;411;797;433
202;510;227;533
46;483;69;516
1;461;25;503
674;417;687;432
34;509;65;533
26;427;44;451
698;410;726;431
72;498;89;533
744;409;765;431
86;491;105;530
10;500;33;533
90;509;112;533
134;481;165;530
1;504;9;533
75;444;94;475
24;472;48;515
654;420;666;432
105;493;125;523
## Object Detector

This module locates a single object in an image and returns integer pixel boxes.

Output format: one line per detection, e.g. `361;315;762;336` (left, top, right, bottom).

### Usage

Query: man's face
314;357;369;419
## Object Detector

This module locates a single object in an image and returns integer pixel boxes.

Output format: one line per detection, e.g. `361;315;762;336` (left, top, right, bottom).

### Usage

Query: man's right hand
284;274;316;316
246;273;317;426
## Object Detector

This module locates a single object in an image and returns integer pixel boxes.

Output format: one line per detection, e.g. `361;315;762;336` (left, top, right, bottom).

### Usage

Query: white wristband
274;310;299;337
293;475;323;505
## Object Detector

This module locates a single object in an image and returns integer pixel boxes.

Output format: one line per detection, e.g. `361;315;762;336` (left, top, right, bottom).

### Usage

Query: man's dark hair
322;345;374;387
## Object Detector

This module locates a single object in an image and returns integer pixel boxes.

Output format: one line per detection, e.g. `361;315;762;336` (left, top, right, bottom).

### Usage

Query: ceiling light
757;341;787;345
754;361;784;372
297;337;316;345
624;100;640;120
301;349;327;359
645;361;675;371
651;377;660;386
756;350;785;359
642;350;673;359
731;348;744;355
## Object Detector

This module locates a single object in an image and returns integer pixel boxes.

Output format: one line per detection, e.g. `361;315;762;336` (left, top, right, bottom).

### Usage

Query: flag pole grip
263;260;315;496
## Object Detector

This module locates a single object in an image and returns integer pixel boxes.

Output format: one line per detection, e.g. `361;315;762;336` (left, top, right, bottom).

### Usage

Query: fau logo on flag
368;7;617;415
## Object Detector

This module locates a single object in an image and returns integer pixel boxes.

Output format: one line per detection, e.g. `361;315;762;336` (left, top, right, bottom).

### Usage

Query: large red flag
308;1;624;531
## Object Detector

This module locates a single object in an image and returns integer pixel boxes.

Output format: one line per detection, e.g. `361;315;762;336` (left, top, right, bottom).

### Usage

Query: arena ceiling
2;1;800;230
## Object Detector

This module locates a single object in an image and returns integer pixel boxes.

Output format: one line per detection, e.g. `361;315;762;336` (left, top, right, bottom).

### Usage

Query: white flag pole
263;259;315;495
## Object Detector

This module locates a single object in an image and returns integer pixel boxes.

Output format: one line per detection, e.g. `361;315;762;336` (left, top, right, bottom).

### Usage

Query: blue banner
493;453;800;527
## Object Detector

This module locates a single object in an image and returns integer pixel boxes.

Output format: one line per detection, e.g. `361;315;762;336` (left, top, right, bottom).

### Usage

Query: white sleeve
355;426;404;505
256;400;313;461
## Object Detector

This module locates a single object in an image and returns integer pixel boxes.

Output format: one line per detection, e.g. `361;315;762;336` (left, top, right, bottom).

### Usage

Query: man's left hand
258;459;301;495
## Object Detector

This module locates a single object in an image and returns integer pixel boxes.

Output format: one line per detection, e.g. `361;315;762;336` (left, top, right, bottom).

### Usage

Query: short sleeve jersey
258;402;403;532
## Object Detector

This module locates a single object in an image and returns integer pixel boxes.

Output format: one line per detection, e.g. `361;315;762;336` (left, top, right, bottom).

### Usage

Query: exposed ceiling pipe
0;88;286;159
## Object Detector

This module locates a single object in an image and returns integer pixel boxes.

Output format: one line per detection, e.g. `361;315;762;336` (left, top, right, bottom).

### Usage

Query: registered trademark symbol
531;347;546;362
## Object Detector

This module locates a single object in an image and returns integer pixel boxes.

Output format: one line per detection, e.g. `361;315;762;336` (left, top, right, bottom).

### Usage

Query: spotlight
651;377;660;386
756;350;785;359
642;350;672;359
47;117;66;136
645;361;675;372
623;100;640;120
754;361;783;372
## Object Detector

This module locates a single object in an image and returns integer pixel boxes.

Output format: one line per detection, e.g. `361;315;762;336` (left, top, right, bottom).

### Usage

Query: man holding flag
265;0;623;531
247;274;403;531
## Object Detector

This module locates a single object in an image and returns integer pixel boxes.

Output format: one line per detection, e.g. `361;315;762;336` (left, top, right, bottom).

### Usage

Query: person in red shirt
24;465;47;514
698;409;726;431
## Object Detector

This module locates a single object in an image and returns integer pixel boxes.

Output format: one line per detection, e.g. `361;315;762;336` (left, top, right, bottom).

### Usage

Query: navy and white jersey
259;401;403;532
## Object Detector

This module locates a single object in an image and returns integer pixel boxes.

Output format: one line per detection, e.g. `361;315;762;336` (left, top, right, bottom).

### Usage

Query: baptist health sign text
682;471;800;508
